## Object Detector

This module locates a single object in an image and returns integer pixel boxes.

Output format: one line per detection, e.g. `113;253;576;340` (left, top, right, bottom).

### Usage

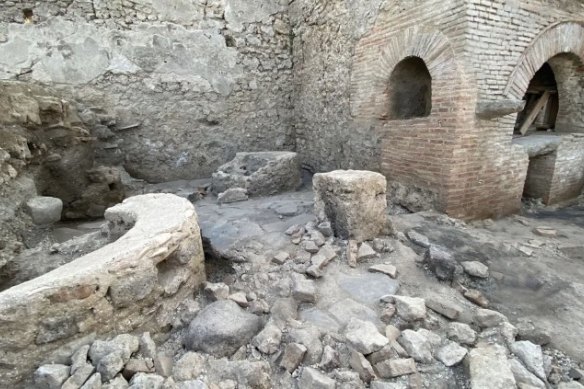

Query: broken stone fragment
280;343;307;372
253;322;282;355
33;364;70;389
104;375;129;389
129;373;165;388
272;251;290;264
349;350;376;383
379;304;396;323
374;358;417;378
392;296;427;321
465;344;516;389
302;240;320;254
346;240;359;267
153;353;173;378
97;350;125;382
510;341;546;381
217;187;249;204
228;292;249;307
476;309;508;328
425;295;463;320
185;300;262;357
123;358;155;380
372;238;395;253
26;196;63;225
288;326;323;365
298;367;336;389
436;342;467;367
81;373;102;389
397;330;433;364
313;170;389;242
424;245;460;281
212;151;301;196
139;332;157;360
358;242;377;261
533;226;558;237
344;318;389;355
463;289;489;308
509;357;546;388
204;282;230;301
369;264;398;279
366;344;394;365
406;230;430;248
319;345;340;371
172;352;205;381
447;322;477;345
62;363;95;389
292;274;317;303
461;261;489;278
317;221;333;237
70;345;90;374
89;334;139;366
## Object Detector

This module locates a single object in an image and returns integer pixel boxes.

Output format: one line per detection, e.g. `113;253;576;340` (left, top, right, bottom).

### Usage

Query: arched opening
386;56;432;120
514;62;559;136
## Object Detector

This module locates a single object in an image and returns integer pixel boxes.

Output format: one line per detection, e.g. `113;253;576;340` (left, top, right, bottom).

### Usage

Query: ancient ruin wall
292;0;584;218
0;194;205;386
0;0;294;182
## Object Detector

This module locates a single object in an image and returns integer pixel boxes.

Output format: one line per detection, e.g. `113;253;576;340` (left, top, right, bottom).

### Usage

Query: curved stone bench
0;194;205;385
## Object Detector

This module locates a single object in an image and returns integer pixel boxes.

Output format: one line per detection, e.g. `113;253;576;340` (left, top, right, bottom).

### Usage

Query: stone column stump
313;170;389;242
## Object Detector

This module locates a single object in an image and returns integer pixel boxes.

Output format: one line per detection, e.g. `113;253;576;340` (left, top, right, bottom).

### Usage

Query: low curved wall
0;194;206;385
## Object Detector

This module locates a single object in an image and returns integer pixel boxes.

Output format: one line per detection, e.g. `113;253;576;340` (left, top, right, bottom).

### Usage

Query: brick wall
294;0;584;219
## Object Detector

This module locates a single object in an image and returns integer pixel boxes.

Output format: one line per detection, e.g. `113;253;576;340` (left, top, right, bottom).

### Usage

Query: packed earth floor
28;178;584;389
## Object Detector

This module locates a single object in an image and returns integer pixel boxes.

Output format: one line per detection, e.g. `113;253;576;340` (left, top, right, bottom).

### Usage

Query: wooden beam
519;91;551;135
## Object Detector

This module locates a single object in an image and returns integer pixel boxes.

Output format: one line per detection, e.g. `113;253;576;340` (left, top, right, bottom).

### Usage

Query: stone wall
0;194;205;386
0;0;294;182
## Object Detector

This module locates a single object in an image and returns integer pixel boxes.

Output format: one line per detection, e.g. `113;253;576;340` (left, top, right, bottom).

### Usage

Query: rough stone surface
447;322;477;345
393;296;427;321
466;345;516;389
298;367;336;389
374;358;417;378
33;364;70;389
173;353;206;382
349;350;376;383
510;341;546;381
313;170;389;242
461;261;489;278
26;196;63;225
292;274;317;303
217;188;249;204
345;318;389;355
510;358;546;388
185;300;262;357
436;342;468;367
476;309;508;328
252;322;282;355
280;343;307;373
425;296;463;320
397;330;433;364
369;264;398;279
212;152;300;197
424;245;459;281
358;242;377;261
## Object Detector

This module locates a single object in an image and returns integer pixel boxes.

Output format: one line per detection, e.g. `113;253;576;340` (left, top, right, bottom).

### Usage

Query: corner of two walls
0;0;295;183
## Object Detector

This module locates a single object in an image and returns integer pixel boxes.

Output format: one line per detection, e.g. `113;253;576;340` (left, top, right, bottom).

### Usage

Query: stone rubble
25;172;584;389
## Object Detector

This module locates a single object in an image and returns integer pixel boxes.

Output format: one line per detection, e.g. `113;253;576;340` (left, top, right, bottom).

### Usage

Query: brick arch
504;22;584;99
350;27;469;119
